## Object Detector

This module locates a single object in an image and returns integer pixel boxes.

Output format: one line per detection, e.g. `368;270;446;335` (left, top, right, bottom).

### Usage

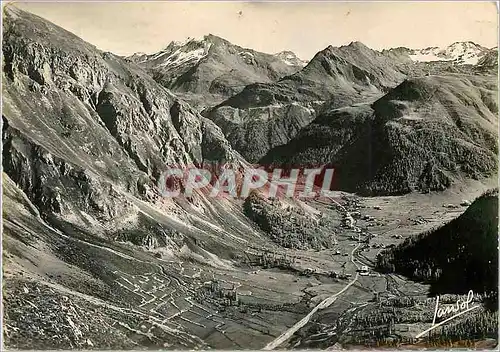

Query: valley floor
3;175;497;349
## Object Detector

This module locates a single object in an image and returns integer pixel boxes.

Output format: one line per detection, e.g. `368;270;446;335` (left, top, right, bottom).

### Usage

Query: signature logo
415;290;480;339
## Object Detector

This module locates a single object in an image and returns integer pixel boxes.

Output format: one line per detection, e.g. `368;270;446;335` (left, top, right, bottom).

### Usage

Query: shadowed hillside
261;75;498;195
205;42;407;163
376;189;498;297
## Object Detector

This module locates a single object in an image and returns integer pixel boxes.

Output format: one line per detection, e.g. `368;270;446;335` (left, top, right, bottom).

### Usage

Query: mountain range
127;34;305;109
261;74;498;195
384;41;494;65
2;4;498;350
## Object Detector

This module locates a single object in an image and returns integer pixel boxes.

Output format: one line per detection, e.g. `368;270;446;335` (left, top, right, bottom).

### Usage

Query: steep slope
128;35;304;108
2;2;257;252
475;48;498;74
3;0;279;252
206;42;406;162
2;6;306;348
5;8;365;350
376;189;498;296
6;3;297;281
261;74;498;195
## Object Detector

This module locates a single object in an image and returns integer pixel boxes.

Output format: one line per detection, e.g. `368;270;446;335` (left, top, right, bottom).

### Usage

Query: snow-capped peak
407;41;489;65
133;36;213;68
274;51;308;67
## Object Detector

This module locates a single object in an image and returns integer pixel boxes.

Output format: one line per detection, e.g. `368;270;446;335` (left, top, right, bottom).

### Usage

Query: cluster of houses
199;280;240;307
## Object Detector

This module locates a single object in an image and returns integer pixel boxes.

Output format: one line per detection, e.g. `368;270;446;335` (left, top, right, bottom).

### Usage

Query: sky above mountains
9;1;499;59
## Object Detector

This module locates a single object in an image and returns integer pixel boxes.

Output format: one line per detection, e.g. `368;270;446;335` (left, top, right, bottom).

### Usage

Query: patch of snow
149;50;170;61
157;45;211;68
275;51;308;67
407;42;487;65
459;55;480;65
283;58;297;66
139;36;210;66
409;52;451;63
239;51;254;58
239;51;256;64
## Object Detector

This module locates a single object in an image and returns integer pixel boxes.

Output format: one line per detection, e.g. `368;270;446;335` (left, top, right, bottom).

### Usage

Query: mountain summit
2;4;498;350
127;34;304;108
206;41;406;162
261;74;498;195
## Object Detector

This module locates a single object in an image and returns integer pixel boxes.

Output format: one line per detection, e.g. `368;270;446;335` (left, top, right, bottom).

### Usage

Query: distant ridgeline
376;189;498;300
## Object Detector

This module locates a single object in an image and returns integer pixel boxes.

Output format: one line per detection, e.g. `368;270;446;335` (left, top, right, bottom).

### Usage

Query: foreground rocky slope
261;74;498;195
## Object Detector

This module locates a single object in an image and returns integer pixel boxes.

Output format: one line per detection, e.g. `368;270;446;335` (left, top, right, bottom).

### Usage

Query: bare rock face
206;100;319;163
2;6;246;244
3;121;137;230
476;48;498;72
3;6;242;171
